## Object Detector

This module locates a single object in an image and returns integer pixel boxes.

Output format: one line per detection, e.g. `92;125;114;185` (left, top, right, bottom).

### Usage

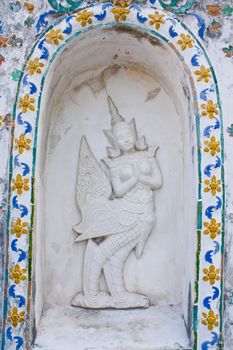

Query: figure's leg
72;239;111;308
82;231;137;297
83;239;105;297
103;242;149;308
82;232;137;297
103;241;134;295
72;230;148;308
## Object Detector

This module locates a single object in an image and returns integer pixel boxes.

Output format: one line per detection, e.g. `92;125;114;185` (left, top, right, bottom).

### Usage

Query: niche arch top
2;4;224;350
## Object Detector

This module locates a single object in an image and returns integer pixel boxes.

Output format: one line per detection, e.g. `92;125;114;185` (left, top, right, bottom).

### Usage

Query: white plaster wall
34;28;196;334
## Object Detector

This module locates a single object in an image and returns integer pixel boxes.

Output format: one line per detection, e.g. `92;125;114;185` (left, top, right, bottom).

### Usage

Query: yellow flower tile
204;136;220;156
194;65;211;83
204;175;221;196
111;7;130;21
149;11;166;30
202;310;219;331
9;264;27;284
8;307;25;328
45;29;64;46
177;34;194;51
203;265;220;285
76;9;94;27
12;174;29;195
18;94;35;114
26;57;44;76
201;100;219;119
15;133;31;154
203;219;221;239
11;218;28;238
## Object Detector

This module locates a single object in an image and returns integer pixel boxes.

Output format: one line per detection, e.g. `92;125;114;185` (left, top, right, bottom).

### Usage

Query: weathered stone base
33;305;190;349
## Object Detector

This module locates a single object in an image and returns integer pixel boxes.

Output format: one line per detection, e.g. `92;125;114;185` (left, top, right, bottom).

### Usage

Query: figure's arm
139;158;163;190
111;169;138;198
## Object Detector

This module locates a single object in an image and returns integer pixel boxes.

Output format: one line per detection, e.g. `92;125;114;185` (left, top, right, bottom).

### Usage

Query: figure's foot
71;292;112;309
115;292;150;308
71;292;149;309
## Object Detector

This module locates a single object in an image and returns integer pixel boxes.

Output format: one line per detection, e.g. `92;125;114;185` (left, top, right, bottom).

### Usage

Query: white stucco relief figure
72;96;163;309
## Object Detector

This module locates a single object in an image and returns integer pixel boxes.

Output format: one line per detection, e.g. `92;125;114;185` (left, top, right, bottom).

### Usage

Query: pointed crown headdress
104;96;148;158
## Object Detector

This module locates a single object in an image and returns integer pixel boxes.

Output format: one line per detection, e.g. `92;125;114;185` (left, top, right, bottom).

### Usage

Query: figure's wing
74;137;145;241
76;136;112;211
74;136;114;240
74;202;139;242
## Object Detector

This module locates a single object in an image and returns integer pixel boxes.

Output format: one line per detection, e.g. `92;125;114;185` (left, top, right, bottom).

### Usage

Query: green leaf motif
24;17;35;28
11;69;22;81
46;0;197;14
9;1;22;12
222;45;233;58
222;4;233;17
227;124;233;137
158;0;197;14
47;0;85;13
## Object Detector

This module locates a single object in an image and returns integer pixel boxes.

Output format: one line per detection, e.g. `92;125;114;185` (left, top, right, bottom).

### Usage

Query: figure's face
114;125;135;152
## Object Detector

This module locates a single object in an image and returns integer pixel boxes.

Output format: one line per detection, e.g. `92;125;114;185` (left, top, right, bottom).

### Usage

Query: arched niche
34;26;196;349
2;5;224;350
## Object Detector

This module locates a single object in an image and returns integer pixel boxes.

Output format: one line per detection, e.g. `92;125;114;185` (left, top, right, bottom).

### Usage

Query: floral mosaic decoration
1;3;224;350
45;0;197;15
202;2;233;63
